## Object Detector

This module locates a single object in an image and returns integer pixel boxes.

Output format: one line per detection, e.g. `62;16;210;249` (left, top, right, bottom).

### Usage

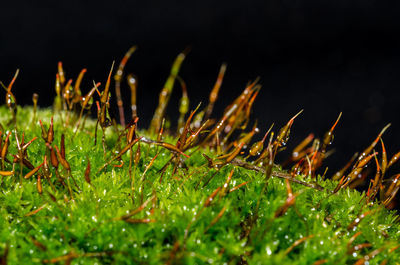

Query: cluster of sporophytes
1;47;400;265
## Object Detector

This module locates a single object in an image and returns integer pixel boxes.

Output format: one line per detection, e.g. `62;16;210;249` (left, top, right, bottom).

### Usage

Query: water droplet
266;246;272;255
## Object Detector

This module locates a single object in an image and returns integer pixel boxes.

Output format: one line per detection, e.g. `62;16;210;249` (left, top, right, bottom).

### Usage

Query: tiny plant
0;47;400;264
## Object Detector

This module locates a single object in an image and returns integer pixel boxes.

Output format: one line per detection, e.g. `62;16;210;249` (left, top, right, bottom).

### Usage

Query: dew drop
266;246;272;255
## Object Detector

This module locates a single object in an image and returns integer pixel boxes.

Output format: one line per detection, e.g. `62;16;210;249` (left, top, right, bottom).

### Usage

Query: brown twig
230;158;325;191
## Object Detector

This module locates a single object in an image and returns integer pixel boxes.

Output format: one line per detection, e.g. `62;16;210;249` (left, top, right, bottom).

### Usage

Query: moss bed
0;50;400;264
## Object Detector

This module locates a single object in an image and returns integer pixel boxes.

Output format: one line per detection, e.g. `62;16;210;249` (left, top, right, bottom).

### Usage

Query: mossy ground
0;106;399;264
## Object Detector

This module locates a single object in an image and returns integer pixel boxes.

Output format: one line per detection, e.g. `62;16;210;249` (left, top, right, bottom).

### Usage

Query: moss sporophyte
0;47;400;264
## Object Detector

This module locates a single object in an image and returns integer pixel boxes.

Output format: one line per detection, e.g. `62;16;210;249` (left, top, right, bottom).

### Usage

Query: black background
1;0;400;175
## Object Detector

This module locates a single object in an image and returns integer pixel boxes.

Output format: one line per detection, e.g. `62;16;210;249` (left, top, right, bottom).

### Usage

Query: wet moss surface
1;50;400;264
0;106;399;264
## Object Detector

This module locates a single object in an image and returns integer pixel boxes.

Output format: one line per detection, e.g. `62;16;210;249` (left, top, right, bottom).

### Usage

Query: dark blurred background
1;0;400;176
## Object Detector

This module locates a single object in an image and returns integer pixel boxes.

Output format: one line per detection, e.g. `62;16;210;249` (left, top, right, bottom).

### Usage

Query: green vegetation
0;48;400;264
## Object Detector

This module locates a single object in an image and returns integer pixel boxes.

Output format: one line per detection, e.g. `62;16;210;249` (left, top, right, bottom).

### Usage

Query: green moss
0;105;398;264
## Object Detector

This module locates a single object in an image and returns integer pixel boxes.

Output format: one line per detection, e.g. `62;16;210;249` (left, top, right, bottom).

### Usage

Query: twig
230;158;325;191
